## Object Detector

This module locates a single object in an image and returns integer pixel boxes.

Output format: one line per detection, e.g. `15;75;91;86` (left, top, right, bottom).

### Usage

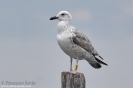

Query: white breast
57;21;90;60
57;31;89;60
57;31;74;56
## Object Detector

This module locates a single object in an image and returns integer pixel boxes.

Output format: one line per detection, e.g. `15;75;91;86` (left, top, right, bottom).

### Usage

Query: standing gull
50;11;108;73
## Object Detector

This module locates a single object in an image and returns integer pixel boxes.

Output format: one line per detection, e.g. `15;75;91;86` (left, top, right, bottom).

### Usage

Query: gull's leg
70;57;73;71
74;57;79;71
70;57;78;74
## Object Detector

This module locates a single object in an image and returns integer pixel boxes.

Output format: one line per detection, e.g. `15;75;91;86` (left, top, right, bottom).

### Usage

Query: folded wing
72;30;107;66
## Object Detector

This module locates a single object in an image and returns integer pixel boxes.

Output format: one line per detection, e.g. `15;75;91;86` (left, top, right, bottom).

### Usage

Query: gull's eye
61;13;65;16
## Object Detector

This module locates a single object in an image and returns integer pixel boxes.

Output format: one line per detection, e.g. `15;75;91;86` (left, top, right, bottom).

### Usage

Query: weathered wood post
61;72;85;88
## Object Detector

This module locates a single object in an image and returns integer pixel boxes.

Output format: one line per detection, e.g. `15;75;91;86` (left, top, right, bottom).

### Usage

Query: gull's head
50;11;72;21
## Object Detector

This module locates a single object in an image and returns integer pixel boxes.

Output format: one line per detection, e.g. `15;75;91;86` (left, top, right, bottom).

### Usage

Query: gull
50;11;108;73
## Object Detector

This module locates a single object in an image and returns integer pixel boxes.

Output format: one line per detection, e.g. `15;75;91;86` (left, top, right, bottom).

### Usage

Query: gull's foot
69;71;77;74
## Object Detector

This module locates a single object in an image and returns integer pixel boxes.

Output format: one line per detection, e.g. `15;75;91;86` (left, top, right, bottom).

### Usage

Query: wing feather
72;30;103;60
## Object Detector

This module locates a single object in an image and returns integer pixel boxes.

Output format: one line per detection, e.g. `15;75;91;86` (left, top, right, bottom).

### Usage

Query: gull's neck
57;21;71;34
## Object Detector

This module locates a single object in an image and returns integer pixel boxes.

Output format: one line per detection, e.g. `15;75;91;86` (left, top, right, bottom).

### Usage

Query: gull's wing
72;30;108;66
72;30;104;60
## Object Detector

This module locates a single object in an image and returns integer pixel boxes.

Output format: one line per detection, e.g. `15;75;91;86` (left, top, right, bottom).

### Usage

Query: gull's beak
50;16;58;20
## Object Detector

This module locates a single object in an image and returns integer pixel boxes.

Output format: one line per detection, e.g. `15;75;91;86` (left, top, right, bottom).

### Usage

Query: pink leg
70;57;73;71
69;57;79;74
69;57;76;74
74;57;79;71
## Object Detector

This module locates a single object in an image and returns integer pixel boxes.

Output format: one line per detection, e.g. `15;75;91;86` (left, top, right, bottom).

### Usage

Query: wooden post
61;72;85;88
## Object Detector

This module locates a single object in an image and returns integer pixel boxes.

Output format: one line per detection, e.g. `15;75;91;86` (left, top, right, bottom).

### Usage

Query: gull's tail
85;59;102;69
90;62;102;69
86;57;108;69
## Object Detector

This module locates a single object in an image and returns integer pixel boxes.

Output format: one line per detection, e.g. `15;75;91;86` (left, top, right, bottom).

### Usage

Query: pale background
0;0;133;88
